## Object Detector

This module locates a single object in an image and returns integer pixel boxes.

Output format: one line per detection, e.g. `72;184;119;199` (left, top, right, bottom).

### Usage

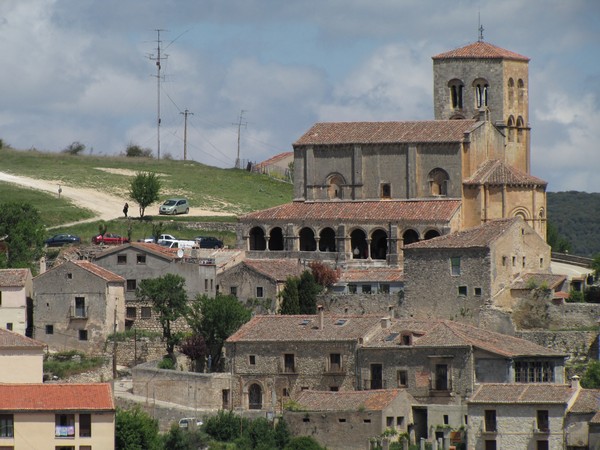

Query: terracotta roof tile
339;267;404;283
240;199;461;223
295;389;413;412
0;269;31;287
243;259;304;282
404;217;520;250
0;383;114;411
432;41;530;62
464;160;547;187
0;328;45;349
256;152;294;169
569;389;600;414
469;383;575;404
294;120;478;146
511;273;566;290
227;314;383;343
95;242;178;261
72;260;125;283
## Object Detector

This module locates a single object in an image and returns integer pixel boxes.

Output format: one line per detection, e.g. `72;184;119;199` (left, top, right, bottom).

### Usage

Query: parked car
178;417;202;429
92;233;129;245
141;234;177;243
45;234;81;247
194;236;224;249
159;198;190;215
159;239;197;249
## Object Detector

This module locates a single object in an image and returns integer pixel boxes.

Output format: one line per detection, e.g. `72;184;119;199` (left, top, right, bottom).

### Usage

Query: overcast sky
1;0;598;192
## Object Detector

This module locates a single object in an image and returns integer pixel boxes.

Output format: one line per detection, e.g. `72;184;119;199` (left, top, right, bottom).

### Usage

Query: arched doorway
269;227;284;251
428;168;449;196
370;229;388;260
299;227;316;251
249;227;266;250
424;229;440;240
350;229;368;259
319;227;336;252
248;383;262;410
403;229;419;246
327;173;345;199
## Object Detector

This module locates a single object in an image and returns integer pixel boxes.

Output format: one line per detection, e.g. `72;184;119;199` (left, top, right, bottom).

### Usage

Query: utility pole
149;29;168;160
180;109;193;161
233;109;247;169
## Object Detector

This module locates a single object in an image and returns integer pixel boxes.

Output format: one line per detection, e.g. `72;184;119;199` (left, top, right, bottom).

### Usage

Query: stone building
237;40;546;269
32;260;125;352
0;268;33;336
402;217;551;327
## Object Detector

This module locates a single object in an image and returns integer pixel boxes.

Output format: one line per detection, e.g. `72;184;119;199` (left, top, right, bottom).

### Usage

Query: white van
159;239;197;249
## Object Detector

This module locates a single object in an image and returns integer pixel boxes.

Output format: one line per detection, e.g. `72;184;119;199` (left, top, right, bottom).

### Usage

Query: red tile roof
294;120;478;146
240;199;462;223
72;260;125;283
569;389;600;414
243;259;304;282
256;152;294;169
0;383;114;411
432;41;530;62
404;217;520;250
294;389;413;412
227;314;383;343
95;242;179;261
468;383;575;404
0;269;31;287
339;267;404;283
464;160;547;187
0;328;45;349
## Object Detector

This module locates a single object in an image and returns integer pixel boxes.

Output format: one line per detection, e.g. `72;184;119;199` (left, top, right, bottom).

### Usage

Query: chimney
571;375;580;390
387;305;395;319
318;305;324;330
381;317;391;329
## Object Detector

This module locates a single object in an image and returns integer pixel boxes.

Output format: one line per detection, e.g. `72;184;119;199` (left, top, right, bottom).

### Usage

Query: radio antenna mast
149;29;168;160
233;109;247;169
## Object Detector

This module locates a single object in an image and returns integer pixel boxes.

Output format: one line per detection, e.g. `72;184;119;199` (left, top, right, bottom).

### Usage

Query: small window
0;414;14;438
126;307;136;319
55;413;75;437
512;256;516;267
348;284;357;294
256;286;264;298
536;410;549;432
397;416;404;427
126;279;137;291
284;353;295;373
522;256;526;268
451;257;461;276
67;272;73;279
397;370;408;387
364;419;372;423
45;324;54;335
475;287;482;296
362;285;372;294
484;410;497;432
6;323;12;331
330;353;341;372
381;183;391;199
536;441;549;450
303;417;310;422
282;388;290;397
230;286;238;297
444;415;449;425
75;297;86;318
458;286;467;296
540;258;544;268
338;418;347;423
386;417;394;427
117;254;127;264
205;279;209;292
136;254;146;264
141;307;152;319
78;329;88;341
79;413;92;437
502;256;507;266
249;355;256;365
380;284;390;294
330;386;339;391
401;334;412;345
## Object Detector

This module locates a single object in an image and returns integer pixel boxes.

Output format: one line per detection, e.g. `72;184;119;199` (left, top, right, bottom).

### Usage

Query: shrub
567;289;585;303
62;141;86;155
158;356;175;370
43;351;105;379
126;143;154;158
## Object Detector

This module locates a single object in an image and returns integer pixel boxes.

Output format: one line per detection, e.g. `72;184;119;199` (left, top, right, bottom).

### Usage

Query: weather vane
478;12;484;41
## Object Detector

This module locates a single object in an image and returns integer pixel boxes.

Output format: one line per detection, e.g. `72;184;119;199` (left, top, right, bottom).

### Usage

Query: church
237;39;547;268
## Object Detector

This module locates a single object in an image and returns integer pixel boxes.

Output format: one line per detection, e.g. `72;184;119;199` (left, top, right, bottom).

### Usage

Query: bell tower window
448;79;464;109
474;79;489;108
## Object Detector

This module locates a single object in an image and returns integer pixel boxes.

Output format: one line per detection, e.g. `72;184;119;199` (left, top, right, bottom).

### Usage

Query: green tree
62;141;86;155
581;360;600;388
129;172;161;218
178;333;208;372
284;435;326;450
279;277;300;315
187;294;251;372
137;274;188;359
274;418;291;449
126;143;153;158
546;222;572;253
161;423;209;450
591;254;600;279
203;410;250;442
151;222;165;243
298;270;321;314
115;405;162;450
0;202;46;270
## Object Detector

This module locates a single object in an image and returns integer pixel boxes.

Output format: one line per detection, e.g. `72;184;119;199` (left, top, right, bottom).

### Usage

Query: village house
0;383;115;449
32;260;125;352
0;268;33;336
0;328;45;383
331;267;404;295
283;389;415;450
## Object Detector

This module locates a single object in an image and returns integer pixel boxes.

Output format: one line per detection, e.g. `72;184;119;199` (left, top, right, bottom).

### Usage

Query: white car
142;234;177;244
178;417;202;428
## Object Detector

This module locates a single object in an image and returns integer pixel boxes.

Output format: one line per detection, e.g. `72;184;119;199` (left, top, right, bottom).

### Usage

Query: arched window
516;116;524;143
517;79;525;108
249;227;266;251
448;79;464;109
248;383;262;410
428;168;449;196
319;227;336;252
402;229;419;246
299;227;316;251
507;116;515;143
508;78;515;107
473;78;489;108
327;174;345;200
424;229;441;240
350;229;368;259
268;227;284;251
370;229;388;260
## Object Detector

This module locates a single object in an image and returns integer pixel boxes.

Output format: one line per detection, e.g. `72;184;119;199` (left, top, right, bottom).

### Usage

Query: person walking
123;202;129;218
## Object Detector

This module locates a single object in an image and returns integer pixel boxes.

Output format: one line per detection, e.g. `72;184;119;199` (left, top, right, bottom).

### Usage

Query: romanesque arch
507;115;515;143
370;229;388;260
403;229;419;246
448;78;464;110
473;78;489;108
299;227;317;251
269;227;284;251
350;228;368;259
510;207;530;220
326;173;346;200
517;79;525;108
248;383;263;410
516;116;525;143
249;226;266;251
424;229;441;240
508;78;515;106
319;227;336;252
428;168;449;196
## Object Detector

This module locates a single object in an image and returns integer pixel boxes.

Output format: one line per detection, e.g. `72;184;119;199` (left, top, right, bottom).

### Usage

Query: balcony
69;305;88;319
362;379;387;390
278;360;297;374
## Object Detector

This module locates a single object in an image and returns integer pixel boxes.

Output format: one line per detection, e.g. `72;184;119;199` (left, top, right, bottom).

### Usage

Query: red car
92;233;130;245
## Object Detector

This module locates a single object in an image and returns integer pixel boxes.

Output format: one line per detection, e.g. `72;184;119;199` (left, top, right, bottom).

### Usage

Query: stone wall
182;222;237;233
319;292;401;316
113;337;166;367
515;330;598;362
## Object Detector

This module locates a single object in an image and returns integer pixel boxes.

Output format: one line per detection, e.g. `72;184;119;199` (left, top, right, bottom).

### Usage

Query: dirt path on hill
0;171;232;225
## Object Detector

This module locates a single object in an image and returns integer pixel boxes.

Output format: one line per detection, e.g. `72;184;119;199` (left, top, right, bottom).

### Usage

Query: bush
62;141;86;155
283;436;326;450
126;143;154;158
43;351;105;379
585;285;600;303
567;289;585;303
158;356;175;370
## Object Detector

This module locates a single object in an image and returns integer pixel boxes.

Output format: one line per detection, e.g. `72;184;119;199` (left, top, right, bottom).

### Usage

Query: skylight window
299;319;311;326
384;333;399;342
334;319;348;326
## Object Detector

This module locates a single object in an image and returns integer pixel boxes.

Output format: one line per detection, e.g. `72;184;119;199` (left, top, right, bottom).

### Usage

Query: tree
137;274;188;359
129;172;161;217
115;406;162;450
187;294;251;371
284;436;326;450
546;222;572;253
581;360;600;388
0;202;46;270
179;333;208;372
591;254;600;279
161;423;209;450
309;261;340;289
126;143;153;158
298;270;321;314
151;222;165;243
62;141;86;155
279;277;300;315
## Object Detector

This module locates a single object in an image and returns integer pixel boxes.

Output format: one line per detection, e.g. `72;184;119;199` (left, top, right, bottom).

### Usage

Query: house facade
0;383;115;450
33;260;125;351
0;268;33;336
0;328;44;383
